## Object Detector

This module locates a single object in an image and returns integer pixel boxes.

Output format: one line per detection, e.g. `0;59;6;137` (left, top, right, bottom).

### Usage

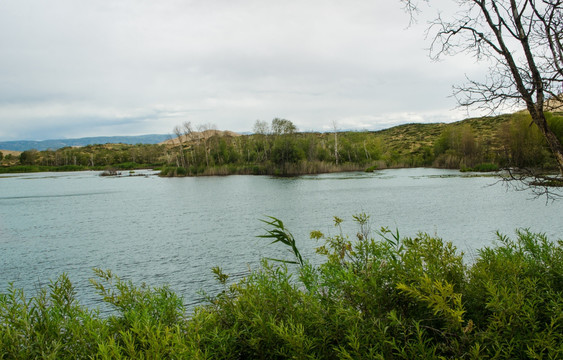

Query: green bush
158;166;187;177
159;166;173;177
175;166;187;176
114;162;144;170
0;165;42;173
1;216;561;359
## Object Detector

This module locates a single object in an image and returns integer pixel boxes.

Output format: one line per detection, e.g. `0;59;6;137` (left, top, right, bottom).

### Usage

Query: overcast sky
0;0;488;141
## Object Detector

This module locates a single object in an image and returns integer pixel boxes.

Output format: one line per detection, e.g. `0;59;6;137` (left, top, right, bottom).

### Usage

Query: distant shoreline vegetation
1;111;562;176
0;134;171;152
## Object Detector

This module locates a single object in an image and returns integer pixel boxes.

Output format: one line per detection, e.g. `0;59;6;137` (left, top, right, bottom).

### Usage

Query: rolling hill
0;134;171;152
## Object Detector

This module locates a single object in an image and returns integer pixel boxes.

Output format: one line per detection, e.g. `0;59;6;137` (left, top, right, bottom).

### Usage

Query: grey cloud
0;0;485;141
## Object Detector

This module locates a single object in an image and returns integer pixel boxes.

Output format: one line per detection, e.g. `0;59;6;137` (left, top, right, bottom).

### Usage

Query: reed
1;217;561;359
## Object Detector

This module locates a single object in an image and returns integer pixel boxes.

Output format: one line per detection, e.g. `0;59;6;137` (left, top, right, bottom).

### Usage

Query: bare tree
332;120;339;165
429;0;562;176
182;121;194;166
252;120;270;162
182;121;193;139
173;125;186;168
404;0;563;191
502;167;563;201
400;0;429;22
197;123;217;167
253;120;270;135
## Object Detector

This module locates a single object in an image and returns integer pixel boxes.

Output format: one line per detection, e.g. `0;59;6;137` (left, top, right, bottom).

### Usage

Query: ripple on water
1;169;562;311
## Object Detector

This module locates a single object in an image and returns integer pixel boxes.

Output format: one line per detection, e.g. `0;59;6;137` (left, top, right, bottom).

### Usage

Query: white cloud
0;0;490;141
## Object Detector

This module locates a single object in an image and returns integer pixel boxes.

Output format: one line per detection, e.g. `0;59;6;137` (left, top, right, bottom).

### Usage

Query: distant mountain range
0;134;172;152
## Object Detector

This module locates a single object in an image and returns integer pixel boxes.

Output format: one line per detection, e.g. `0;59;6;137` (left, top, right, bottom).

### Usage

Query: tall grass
158;161;370;177
1;216;561;359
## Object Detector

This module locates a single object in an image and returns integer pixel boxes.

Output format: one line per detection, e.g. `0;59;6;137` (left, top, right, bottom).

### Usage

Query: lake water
1;168;562;310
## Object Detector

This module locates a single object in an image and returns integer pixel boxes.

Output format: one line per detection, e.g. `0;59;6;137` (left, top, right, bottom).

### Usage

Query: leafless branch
425;0;563;180
498;167;563;202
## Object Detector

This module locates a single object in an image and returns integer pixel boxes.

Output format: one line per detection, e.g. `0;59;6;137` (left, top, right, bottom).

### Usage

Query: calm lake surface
1;168;562;310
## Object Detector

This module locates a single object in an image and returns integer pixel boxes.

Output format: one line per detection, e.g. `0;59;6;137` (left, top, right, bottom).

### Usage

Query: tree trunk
530;110;563;176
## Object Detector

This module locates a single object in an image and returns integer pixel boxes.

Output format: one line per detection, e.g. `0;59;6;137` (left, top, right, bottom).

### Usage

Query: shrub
158;166;187;177
158;166;171;177
194;216;561;359
0;165;42;173
463;230;563;359
114;162;143;170
0;274;104;359
175;166;187;176
1;217;561;359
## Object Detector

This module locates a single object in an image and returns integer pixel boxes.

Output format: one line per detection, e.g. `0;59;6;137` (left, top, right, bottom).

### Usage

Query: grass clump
461;163;500;172
1;216;562;359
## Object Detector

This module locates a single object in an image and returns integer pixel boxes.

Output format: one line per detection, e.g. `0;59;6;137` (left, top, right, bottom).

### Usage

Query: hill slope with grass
2;112;562;175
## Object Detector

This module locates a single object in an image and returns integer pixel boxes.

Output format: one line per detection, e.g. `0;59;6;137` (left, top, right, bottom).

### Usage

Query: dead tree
332;120;339;165
173;125;187;168
401;0;563;197
428;0;563;175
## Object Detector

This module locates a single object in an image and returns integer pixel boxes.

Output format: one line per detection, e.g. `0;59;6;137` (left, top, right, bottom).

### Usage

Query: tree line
160;118;382;176
1;113;562;176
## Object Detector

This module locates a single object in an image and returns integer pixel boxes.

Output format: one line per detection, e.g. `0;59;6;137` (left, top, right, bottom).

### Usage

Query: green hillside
1;112;561;175
374;115;511;158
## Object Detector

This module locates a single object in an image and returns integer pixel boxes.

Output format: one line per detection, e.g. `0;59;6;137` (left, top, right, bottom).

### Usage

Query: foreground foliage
1;216;562;359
